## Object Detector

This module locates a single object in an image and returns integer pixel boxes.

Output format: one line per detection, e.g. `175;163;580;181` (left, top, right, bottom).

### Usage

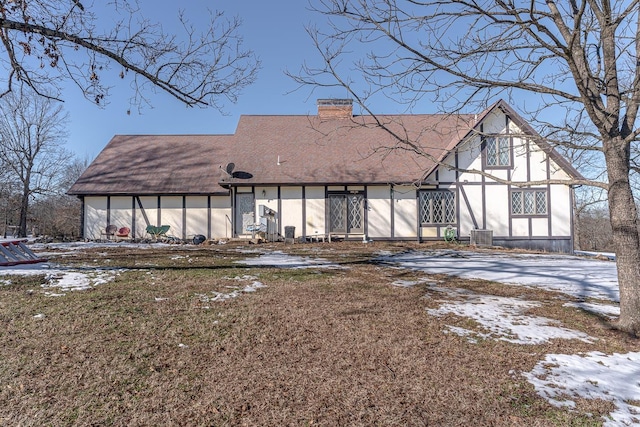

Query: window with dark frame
419;190;456;224
511;189;547;215
485;135;511;167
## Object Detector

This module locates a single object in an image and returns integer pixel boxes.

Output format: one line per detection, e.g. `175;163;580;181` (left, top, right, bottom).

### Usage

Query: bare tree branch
0;1;259;109
296;0;640;334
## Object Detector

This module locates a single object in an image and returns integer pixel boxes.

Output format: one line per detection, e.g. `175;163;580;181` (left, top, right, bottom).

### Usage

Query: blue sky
65;0;354;159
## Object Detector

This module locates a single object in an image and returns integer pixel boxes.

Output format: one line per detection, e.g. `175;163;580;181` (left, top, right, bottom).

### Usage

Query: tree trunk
605;140;640;335
18;181;29;238
573;195;581;251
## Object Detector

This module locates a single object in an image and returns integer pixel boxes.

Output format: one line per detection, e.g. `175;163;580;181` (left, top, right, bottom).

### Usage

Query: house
68;99;581;252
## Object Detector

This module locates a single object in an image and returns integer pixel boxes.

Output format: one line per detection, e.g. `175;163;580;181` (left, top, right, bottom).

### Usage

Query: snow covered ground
240;248;637;425
376;249;620;301
374;249;638;426
235;250;343;269
1;243;638;425
0;262;123;296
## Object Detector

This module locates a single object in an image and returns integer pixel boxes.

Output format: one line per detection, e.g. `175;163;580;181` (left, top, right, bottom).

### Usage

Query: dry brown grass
0;241;637;426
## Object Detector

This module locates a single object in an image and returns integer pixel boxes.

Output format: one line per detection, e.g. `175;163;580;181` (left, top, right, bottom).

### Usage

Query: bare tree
296;1;640;334
30;155;88;239
578;205;615;252
0;166;19;237
0;0;259;109
0;90;70;237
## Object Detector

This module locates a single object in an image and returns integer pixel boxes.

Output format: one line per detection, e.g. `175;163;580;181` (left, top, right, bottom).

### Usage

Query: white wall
305;186;325;235
457;136;484;183
512;218;529;236
393;185;417;238
84;196;108;240
529;145;549;182
532;218;549;236
367;186;391;238
551;185;572;236
211;196;232;239
280;187;303;236
185;196;208;238
135;196;158;239
110;197;132;232
160;196;183;239
458;185;482;236
485;185;509;236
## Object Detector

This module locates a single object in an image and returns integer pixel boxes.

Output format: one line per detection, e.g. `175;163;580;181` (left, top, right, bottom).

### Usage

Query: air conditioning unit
470;229;493;246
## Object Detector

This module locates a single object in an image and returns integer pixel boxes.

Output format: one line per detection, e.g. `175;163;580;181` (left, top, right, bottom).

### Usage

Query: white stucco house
68;99;581;252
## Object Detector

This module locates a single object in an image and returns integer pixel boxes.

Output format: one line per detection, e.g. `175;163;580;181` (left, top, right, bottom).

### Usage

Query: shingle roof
224;113;474;186
68;102;581;196
68;113;475;195
68;134;235;195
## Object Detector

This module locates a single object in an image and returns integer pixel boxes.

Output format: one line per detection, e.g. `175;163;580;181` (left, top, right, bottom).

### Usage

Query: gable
423;100;582;184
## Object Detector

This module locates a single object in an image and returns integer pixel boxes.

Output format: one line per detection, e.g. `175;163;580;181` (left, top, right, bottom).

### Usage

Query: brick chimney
317;99;353;119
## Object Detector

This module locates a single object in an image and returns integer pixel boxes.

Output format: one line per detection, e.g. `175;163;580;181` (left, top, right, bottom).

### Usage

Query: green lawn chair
146;225;170;240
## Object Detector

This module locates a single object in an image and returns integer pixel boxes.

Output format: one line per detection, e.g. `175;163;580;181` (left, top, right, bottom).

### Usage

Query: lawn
0;241;637;426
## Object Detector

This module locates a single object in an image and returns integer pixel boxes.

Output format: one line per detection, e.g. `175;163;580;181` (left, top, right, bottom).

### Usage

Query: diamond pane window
536;191;547;214
330;196;345;231
511;190;547;215
329;193;364;233
348;195;363;229
498;137;510;166
524;192;534;214
486;137;498;166
420;191;455;224
485;135;511;167
511;192;523;215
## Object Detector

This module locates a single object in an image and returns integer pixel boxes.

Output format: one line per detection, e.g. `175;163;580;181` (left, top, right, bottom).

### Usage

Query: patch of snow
42;269;120;292
236;251;343;269
377;250;619;302
391;279;422;288
33;313;45;319
0;262;121;295
225;275;259;281
242;281;267;293
524;352;640;426
574;250;616;260
43;291;65;297
197;276;266;304
564;301;620;319
391;277;437;288
443;325;485;343
0;263;51;275
426;287;594;345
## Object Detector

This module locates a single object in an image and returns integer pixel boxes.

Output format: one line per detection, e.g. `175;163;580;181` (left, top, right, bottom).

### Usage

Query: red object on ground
0;240;48;266
116;227;130;237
